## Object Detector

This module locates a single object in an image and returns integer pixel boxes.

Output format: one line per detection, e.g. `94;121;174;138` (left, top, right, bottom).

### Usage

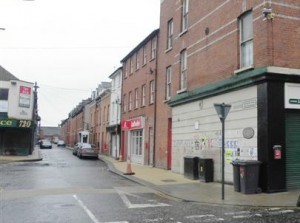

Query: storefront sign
285;83;300;109
19;86;32;108
122;117;143;130
0;119;32;128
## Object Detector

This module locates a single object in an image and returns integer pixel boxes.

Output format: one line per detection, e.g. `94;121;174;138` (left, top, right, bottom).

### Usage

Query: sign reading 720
0;119;32;128
18;120;32;128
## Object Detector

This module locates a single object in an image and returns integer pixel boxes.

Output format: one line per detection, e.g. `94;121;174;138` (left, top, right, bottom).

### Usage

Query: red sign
122;117;143;130
19;86;31;95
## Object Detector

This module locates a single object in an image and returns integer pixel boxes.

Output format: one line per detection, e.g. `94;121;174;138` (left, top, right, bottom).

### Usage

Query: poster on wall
19;86;31;108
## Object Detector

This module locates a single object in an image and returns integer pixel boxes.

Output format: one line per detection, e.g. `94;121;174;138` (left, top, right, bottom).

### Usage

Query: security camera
263;7;272;17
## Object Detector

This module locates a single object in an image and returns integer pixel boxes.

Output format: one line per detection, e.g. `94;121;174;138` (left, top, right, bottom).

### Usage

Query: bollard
297;194;300;207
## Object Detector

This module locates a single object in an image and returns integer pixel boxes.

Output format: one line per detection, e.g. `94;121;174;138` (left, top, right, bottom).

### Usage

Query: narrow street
0;146;299;223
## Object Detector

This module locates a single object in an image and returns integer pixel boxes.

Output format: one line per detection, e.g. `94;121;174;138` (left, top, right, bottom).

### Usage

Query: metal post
214;103;231;201
221;112;225;200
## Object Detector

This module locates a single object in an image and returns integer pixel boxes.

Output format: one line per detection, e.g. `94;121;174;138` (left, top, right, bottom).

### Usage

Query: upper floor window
107;105;110;122
151;37;157;60
150;80;155;104
180;49;187;90
143;46;147;65
240;11;253;68
130;58;133;74
123;94;127;113
166;66;172;100
167;19;173;50
129;91;132;111
182;0;189;32
134;88;139;109
141;84;146;106
136;52;140;70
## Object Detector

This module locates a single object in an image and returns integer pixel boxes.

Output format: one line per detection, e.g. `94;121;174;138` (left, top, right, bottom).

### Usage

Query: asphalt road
0;146;299;223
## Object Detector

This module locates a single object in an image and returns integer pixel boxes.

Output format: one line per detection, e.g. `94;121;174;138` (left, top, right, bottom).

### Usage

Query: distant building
39;126;61;142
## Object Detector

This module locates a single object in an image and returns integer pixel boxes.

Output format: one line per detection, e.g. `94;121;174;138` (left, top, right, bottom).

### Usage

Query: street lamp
214;103;231;200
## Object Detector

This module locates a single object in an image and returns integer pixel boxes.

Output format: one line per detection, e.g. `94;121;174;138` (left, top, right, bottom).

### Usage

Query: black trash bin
184;156;199;180
239;160;261;194
231;160;241;192
198;158;213;182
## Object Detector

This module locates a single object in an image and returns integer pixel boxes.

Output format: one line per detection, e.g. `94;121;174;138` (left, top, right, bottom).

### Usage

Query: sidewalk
1;149;298;207
0;147;42;163
99;155;300;208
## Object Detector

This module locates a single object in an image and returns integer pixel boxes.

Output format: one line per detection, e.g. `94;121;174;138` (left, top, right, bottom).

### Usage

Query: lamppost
214;103;231;200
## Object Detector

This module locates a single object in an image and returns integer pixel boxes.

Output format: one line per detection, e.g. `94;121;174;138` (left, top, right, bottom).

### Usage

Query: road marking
225;208;295;219
115;188;171;209
185;214;224;222
73;194;101;223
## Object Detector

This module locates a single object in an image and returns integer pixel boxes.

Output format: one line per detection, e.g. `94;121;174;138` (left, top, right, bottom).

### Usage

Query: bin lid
231;159;241;165
238;160;261;166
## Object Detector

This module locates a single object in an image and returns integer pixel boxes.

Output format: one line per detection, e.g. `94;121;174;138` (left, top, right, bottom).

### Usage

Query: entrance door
285;110;300;189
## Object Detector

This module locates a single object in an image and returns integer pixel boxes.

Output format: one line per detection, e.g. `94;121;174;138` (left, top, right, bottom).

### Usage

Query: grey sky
0;0;160;126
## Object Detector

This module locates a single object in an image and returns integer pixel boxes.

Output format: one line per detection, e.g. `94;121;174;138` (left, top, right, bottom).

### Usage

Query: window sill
234;65;254;75
176;88;187;94
179;29;188;37
163;98;171;103
165;47;172;53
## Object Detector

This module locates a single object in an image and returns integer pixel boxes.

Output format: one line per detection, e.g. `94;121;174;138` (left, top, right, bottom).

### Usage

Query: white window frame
166;66;172;100
134;88;139;109
131;130;143;156
136;52;140;70
141;84;146;106
151;37;157;60
240;11;253;68
182;0;189;32
167;19;173;50
123;94;127;112
180;49;187;90
129;91;132;111
150;80;155;104
143;46;147;65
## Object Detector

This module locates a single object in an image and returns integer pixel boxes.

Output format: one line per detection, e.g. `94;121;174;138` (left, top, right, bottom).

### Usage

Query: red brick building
120;29;159;165
156;0;300;192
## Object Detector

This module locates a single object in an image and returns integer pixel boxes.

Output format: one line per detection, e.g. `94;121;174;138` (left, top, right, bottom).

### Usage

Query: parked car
57;140;65;147
72;142;82;155
77;143;98;159
40;140;52;149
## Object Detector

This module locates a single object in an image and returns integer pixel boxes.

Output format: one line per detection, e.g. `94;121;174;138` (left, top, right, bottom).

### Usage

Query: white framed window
134;88;139;109
129;91;132;111
151;37;157;60
131;130;143;156
180;49;187;90
122;94;126;113
141;84;146;106
143;46;147;65
182;0;189;32
240;11;253;68
136;52;140;70
130;58;133;74
150;80;155;104
166;66;172;100
167;19;173;50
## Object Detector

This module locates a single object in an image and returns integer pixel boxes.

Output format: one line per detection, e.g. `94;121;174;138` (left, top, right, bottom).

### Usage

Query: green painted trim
169;67;268;107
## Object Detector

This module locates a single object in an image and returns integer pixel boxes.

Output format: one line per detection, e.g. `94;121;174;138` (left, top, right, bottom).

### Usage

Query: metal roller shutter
285;111;300;190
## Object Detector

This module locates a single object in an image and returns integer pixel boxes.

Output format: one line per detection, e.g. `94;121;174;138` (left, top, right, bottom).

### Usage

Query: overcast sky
0;0;160;127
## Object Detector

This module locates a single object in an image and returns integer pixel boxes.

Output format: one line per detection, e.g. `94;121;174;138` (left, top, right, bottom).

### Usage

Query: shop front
122;116;145;165
0;119;34;155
